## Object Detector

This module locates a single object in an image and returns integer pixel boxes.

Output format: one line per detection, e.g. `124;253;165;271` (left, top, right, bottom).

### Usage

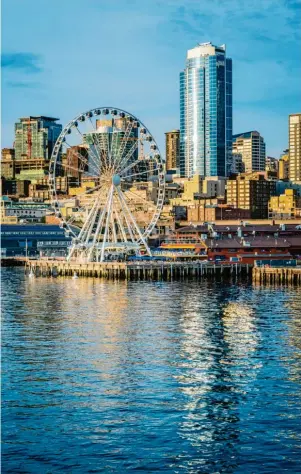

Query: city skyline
2;0;301;158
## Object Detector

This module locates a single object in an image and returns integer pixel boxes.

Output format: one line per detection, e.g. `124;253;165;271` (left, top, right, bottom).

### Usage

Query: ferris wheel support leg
88;188;112;261
114;207;127;242
116;189;136;244
117;187;152;257
100;186;114;262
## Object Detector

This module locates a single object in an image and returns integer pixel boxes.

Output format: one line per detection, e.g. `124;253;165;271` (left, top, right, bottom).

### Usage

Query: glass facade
180;43;232;178
14;116;62;161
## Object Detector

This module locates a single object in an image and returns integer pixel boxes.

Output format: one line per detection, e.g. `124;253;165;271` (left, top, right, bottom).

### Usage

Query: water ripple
2;268;301;473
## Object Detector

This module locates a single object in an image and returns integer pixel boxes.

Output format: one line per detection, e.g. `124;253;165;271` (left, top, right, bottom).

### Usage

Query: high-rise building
165;130;180;171
227;172;276;219
180;42;232;178
14;116;62;161
289;114;301;183
232;131;266;173
278;150;289;180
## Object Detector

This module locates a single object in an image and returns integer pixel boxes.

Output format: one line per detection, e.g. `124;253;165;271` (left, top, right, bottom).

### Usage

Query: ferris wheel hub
112;174;121;186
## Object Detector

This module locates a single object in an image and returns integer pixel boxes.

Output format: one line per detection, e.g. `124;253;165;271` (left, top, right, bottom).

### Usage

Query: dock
25;259;251;281
252;266;301;284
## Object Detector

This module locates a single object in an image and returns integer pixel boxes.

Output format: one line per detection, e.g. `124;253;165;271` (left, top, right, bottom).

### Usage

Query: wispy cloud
5;81;39;89
1;53;43;73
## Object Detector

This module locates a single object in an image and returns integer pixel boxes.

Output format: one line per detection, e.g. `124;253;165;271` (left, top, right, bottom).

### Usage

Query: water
2;267;301;473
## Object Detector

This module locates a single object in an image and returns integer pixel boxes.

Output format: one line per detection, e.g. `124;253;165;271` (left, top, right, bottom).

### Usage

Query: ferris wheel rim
49;106;165;244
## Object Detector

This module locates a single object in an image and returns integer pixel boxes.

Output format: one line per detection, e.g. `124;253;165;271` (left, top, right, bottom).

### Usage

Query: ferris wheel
49;107;165;262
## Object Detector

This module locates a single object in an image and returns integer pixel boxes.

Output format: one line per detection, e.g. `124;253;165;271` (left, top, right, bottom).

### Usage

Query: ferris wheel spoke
118;157;150;177
63;141;96;174
117;187;151;254
63;142;100;177
116;139;139;173
125;188;158;209
121;166;160;181
113;120;135;171
100;185;114;262
88;117;108;172
77;188;107;242
115;191;136;244
110;201;118;244
74;126;102;175
95;128;112;174
112;200;127;242
87;187;112;258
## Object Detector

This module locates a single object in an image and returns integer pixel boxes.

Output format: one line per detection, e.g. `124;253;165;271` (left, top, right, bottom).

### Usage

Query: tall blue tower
180;43;232;178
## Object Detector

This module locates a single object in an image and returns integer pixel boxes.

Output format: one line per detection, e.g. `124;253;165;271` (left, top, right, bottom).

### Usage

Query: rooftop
19;116;60;122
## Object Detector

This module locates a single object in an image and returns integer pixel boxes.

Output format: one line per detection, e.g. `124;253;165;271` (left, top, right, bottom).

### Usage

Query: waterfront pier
252;266;301;284
25;260;251;281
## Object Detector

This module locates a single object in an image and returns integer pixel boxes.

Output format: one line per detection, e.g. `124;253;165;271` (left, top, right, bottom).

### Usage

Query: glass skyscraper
180;42;232;177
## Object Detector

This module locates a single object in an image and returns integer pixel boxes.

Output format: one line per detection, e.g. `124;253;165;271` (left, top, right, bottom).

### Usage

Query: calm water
2;268;301;473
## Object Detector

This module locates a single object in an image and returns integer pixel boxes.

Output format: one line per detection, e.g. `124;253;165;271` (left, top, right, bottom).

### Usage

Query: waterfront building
278;150;290;180
165;130;180;171
268;189;301;219
0;224;72;257
169;223;301;262
289;113;301;183
227;172;276;219
180;42;232;178
232;131;266;173
1;148;15;179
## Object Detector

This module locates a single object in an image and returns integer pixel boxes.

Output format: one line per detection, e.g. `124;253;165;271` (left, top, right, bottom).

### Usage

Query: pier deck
25;259;251;280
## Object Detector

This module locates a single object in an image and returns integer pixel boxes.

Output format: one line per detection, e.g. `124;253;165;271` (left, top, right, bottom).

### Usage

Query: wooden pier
252;266;301;285
25;259;251;281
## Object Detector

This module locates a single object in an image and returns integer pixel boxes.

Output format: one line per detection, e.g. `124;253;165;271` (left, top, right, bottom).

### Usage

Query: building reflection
173;282;261;472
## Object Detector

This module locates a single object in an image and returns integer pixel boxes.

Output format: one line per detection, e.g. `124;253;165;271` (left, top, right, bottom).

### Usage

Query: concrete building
1;178;30;197
171;175;227;205
0;197;50;222
289;114;301;182
165;130;180;171
278;151;290;180
1;148;15;179
269;189;301;219
180;42;232;177
232;131;266;172
187;205;251;222
227;172;276;219
266;156;278;173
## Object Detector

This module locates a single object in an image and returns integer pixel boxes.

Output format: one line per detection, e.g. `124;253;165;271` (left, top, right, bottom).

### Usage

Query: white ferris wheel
49;107;165;262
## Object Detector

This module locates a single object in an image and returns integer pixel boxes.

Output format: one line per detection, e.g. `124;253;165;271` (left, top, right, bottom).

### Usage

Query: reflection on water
2;268;301;473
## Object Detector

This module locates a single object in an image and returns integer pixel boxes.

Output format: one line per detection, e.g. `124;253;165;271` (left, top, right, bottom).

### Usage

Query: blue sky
2;0;301;158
